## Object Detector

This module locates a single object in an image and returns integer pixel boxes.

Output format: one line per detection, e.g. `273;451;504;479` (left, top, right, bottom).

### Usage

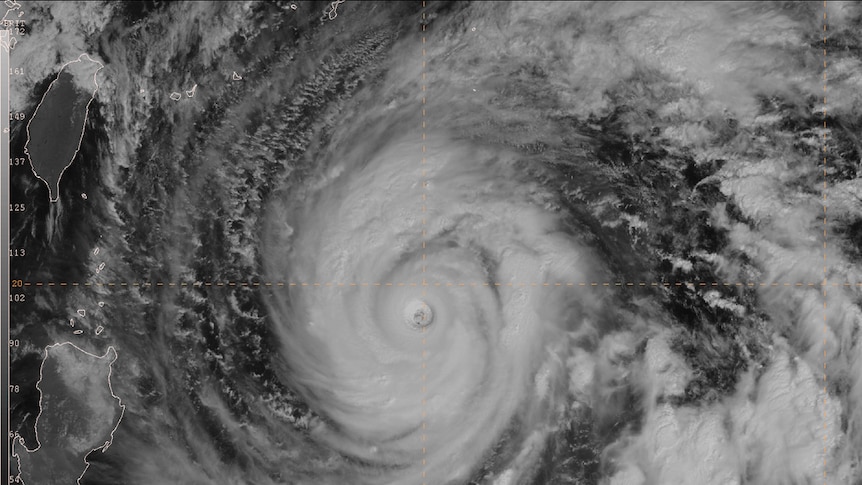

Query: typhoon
8;2;862;485
261;111;605;482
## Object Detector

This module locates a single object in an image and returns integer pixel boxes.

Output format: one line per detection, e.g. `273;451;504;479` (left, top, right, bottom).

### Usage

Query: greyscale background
7;1;862;484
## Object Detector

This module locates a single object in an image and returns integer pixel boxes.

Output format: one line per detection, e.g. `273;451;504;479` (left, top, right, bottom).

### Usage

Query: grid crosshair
6;3;852;485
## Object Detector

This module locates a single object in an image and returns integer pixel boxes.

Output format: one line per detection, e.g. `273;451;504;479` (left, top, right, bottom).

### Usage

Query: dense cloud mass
8;1;862;484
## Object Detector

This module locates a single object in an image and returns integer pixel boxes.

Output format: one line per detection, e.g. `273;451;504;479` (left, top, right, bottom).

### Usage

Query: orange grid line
14;281;862;288
420;3;429;484
821;3;829;482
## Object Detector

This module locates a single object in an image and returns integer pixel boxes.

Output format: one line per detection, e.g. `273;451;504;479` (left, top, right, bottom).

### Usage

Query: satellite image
5;1;862;484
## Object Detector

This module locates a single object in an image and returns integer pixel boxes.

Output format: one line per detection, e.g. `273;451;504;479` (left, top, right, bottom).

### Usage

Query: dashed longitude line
16;281;862;288
420;2;429;483
822;2;829;482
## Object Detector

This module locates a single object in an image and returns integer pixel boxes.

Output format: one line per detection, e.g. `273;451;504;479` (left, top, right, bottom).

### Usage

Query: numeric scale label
2;26;12;484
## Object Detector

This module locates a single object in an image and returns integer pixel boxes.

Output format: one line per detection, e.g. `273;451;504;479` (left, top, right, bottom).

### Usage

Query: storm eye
404;299;433;329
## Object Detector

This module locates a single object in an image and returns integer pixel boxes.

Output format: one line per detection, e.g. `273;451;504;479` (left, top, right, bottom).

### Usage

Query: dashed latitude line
15;280;862;288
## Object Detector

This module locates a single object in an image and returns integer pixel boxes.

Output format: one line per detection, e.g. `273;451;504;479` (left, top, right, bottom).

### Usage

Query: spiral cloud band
262;119;601;482
12;2;862;484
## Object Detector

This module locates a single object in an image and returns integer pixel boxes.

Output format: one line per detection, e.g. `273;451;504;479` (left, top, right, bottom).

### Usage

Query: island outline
23;53;104;203
11;341;126;485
